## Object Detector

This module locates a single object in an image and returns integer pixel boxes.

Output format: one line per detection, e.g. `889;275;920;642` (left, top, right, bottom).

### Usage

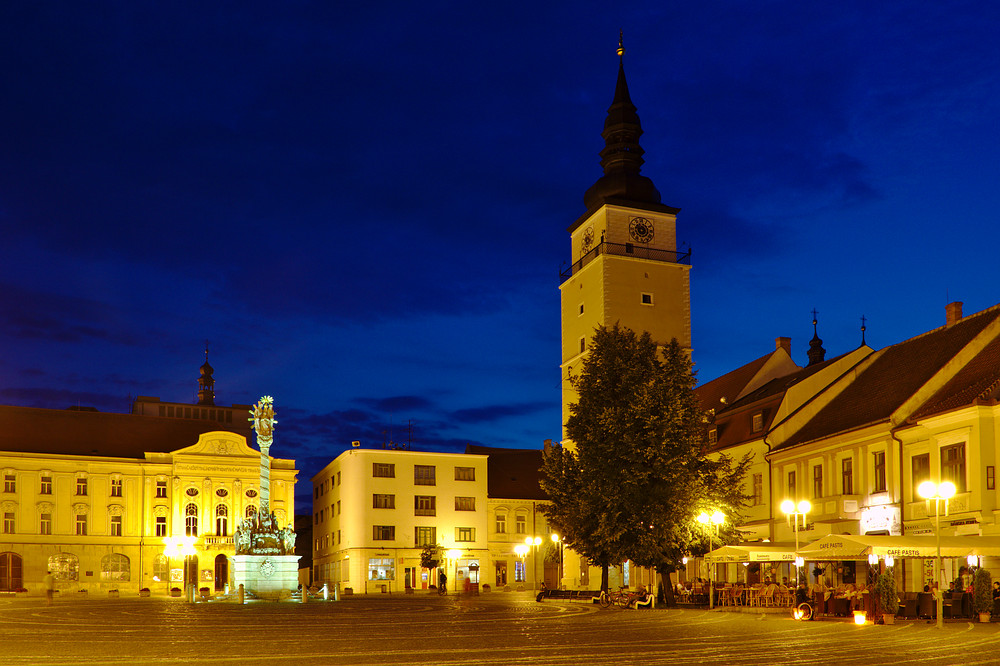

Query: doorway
214;554;228;592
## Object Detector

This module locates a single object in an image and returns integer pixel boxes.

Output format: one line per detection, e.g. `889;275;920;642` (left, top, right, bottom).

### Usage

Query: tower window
579;303;584;315
641;293;653;305
580;337;586;353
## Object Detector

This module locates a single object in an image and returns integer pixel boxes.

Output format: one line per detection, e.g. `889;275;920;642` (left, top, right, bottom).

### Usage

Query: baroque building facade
0;361;297;596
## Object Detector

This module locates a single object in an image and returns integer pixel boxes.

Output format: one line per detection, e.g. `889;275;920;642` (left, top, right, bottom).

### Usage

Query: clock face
629;217;654;243
582;227;594;251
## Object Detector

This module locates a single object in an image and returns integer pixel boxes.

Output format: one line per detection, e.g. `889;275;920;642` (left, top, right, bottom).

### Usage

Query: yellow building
311;448;488;594
0;362;297;596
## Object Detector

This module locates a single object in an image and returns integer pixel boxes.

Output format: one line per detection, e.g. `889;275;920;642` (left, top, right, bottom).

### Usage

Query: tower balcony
559;241;691;283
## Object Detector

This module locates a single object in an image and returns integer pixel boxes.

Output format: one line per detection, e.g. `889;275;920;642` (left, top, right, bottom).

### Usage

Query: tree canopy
541;324;750;597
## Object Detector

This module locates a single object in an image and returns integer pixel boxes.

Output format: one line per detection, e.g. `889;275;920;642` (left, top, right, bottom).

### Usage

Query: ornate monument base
232;554;300;600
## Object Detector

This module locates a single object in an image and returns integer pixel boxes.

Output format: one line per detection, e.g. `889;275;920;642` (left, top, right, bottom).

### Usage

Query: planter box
169;589;182;597
108;590;119;599
138;590;150;598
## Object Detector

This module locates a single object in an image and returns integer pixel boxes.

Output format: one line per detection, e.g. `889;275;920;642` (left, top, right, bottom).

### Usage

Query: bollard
334;583;340;602
302;586;307;603
238;584;244;605
322;584;329;601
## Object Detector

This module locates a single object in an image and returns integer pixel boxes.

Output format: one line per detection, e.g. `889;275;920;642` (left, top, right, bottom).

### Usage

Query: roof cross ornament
861;315;867;346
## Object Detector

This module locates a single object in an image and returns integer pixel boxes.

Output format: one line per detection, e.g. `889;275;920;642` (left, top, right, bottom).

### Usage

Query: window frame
414;495;436;516
873;451;887;493
372;463;395;478
454;496;476;511
372;525;396;541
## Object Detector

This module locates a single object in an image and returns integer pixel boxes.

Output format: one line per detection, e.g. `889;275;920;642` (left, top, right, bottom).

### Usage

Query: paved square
1;593;996;665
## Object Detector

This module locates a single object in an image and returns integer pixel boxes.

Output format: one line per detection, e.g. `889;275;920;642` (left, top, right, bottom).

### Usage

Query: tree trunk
601;563;609;592
658;569;676;606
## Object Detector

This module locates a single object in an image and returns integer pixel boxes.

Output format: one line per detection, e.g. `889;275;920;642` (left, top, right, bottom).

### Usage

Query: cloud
449;401;554;425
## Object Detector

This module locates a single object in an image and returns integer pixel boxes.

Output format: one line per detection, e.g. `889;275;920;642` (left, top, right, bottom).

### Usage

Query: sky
3;2;1000;507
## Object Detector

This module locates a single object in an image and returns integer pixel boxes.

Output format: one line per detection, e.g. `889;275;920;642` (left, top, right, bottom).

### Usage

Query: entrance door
214;554;228;592
0;552;23;591
495;561;507;587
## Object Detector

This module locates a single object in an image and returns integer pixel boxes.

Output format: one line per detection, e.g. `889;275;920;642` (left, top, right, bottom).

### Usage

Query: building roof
776;305;1000;450
0;403;250;459
696;351;773;413
464;444;547;501
911;331;1000;420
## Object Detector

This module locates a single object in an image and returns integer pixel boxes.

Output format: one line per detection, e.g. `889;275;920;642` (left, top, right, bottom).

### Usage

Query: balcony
560;241;691;283
202;536;234;549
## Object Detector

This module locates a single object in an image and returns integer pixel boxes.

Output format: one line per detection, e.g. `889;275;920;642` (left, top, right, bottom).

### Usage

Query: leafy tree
541;324;750;602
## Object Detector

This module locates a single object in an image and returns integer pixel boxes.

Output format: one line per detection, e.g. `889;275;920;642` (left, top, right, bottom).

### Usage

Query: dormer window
751;412;764;433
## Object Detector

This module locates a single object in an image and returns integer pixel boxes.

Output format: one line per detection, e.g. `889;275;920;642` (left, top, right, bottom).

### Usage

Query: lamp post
781;499;811;588
697;510;724;609
163;535;197;602
445;549;462;594
524;536;542;590
918;480;956;629
551;534;563;590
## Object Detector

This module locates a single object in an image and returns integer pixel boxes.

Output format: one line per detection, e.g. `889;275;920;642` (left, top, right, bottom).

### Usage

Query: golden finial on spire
617;30;625;60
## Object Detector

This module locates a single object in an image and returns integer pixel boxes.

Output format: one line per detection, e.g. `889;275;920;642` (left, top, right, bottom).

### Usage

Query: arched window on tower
215;504;228;536
185;503;198;537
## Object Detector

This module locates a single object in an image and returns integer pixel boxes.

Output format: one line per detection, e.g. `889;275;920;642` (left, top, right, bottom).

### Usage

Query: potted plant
108;589;119;599
973;567;992;623
198;586;211;600
138;588;150;597
875;568;899;625
169;587;182;597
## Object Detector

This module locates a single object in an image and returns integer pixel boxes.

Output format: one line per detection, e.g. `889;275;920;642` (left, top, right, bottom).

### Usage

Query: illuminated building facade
311;448;488;593
0;362;297;596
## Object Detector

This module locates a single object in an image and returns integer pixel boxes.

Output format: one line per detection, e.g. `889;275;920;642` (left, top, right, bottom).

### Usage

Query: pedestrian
536;581;547;602
44;570;55;605
439;569;447;594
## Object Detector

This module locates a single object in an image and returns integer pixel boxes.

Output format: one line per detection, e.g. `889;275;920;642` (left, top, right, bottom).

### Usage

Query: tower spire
197;341;216;406
807;309;826;366
582;34;662;212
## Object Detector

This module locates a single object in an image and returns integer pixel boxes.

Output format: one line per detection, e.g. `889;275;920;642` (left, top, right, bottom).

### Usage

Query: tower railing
559;241;691;283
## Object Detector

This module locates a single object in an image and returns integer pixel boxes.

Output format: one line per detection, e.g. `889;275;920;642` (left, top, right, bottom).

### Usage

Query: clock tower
559;42;692;440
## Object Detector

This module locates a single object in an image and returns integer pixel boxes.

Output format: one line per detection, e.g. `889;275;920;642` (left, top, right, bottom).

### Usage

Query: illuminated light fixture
868;553;879;566
514;545;528;558
793;607;804;621
918;480;957;629
682;556;688;565
795;557;804;568
967;554;979;568
884;555;894;568
854;610;867;625
446;549;462;561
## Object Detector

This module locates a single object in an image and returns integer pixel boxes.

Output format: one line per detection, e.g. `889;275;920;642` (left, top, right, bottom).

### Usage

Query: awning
705;544;798;563
796;534;1000;560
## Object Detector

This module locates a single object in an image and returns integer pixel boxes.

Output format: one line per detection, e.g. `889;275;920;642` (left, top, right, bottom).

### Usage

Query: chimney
775;337;792;355
946;301;963;326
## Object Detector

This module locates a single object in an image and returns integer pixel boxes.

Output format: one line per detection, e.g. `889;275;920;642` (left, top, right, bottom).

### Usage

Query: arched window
152;554;168;583
245;504;257;519
48;553;79;582
185;503;198;537
0;552;23;591
215;504;228;536
101;553;130;582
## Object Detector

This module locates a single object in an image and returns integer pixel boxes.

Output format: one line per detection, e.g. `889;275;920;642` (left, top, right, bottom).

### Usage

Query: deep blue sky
3;2;1000;500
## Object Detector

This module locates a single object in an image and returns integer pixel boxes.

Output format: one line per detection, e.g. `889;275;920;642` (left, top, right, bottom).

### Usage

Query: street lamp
445;549;462;594
163;535;197;602
918;480;956;629
697;510;725;609
524;536;542;590
551;534;564;590
781;499;811;588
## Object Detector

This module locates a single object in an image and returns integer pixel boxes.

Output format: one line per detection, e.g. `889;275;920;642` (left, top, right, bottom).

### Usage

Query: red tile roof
696;352;773;413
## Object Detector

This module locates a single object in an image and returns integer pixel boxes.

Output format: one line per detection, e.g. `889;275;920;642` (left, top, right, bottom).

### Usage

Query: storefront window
368;558;395;580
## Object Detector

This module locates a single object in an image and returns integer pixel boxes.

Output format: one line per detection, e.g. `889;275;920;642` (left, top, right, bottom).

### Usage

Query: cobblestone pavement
0;593;996;665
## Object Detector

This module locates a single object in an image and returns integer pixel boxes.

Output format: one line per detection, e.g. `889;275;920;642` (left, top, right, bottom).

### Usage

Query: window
40;475;52;494
787;470;796;498
2;512;13;534
941;444;966;492
515;514;526;534
873;451;886;493
752;473;762;506
456;527;475;542
185;487;199;497
337;471;341;486
414;495;436;516
580;337;586;354
215;505;228;536
641;293;653;305
100;553;130;582
368;557;395;580
155;480;167;498
48;553;79;582
110;478;122;497
842;458;854;496
153;554;168;582
496;513;507;534
415;526;436;546
3;473;15;493
455;496;475;511
373;525;395;541
911;453;930;502
514;560;525;583
708;428;718;445
337;530;341;545
40;513;52;535
155;516;167;537
215;488;228;498
455;467;475;481
245;504;257;519
414;465;436;486
75;514;87;536
110;514;123;537
336;500;341;515
246;489;258;499
76;476;87;496
373;463;395;478
185;503;198;537
988;466;996;491
373;494;395;509
812;464;823;499
751;412;764;433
